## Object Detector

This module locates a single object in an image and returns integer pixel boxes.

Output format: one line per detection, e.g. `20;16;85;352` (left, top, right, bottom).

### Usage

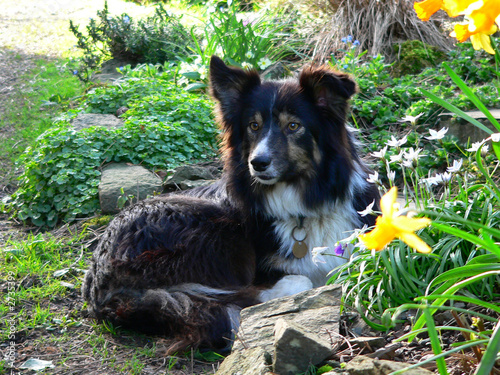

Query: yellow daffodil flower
414;0;475;21
359;187;432;253
414;0;500;54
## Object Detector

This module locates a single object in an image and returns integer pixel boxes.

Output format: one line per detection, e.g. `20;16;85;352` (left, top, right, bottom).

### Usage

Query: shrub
69;2;192;81
9;66;218;227
178;1;301;90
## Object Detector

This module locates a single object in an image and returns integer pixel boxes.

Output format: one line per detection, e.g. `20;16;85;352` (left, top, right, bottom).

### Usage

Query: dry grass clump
308;0;454;61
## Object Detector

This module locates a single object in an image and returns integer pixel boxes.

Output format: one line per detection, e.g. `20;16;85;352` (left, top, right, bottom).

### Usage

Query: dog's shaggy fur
82;56;380;352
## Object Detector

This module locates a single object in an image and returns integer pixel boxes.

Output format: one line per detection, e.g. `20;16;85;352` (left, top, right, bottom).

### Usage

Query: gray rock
273;318;333;375
345;355;434;375
216;347;272;375
164;164;220;191
233;285;342;354
92;58;128;83
71;113;124;131
99;163;163;214
217;285;342;375
439;109;500;144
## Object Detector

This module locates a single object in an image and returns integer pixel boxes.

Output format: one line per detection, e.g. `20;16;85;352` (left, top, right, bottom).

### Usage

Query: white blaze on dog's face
246;109;319;186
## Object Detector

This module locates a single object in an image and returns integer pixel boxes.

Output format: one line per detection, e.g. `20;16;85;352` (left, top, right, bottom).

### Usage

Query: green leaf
492;133;500;161
443;62;500;133
420;88;494;135
475;320;500;375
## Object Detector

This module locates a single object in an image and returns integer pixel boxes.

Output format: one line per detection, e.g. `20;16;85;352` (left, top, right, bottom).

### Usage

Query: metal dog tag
292;241;308;259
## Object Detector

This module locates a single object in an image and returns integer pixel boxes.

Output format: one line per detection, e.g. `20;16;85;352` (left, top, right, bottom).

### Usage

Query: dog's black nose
251;156;271;172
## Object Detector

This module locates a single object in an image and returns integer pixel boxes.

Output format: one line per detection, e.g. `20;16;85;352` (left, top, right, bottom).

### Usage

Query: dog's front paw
258;275;313;302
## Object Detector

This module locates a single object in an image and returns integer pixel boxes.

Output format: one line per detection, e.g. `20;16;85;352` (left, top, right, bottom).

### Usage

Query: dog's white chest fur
263;183;360;287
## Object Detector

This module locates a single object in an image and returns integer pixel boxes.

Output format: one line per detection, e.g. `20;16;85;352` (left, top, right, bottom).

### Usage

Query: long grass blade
423;306;448;375
443;62;500;132
474;320;500;375
420;88;494;135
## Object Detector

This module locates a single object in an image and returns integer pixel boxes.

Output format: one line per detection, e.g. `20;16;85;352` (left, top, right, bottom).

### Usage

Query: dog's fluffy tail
83;271;255;352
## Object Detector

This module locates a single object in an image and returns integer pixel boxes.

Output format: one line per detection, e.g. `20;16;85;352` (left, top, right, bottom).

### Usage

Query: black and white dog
82;56;380;352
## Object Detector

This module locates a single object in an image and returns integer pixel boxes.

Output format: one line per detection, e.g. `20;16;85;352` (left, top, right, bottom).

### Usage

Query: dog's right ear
209;56;261;109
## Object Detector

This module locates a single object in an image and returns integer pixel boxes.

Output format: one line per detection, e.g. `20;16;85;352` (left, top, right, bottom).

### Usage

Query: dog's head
209;56;357;200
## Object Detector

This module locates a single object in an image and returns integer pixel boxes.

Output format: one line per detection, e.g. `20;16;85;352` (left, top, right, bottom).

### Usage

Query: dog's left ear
299;66;357;109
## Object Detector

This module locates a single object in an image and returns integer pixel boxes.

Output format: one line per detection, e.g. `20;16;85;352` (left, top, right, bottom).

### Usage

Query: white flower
372;146;388;159
387;135;408;148
466;140;489;153
367;171;379;184
357;200;376;217
440;172;452;183
420;176;441;187
426;128;448;140
492;133;500;142
198;65;208;80
388;170;396;182
401;159;414;169
245;51;254;59
390;151;404;163
340;225;368;245
258;57;272;70
312;247;328;265
403;147;423;162
400;113;423;125
241;62;253;70
447;159;463;173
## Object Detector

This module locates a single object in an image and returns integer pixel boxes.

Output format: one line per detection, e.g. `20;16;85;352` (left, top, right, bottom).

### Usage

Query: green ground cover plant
331;38;499;184
8;64;217;227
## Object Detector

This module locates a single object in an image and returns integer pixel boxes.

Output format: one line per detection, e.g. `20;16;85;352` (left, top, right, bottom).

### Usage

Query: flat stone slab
71;113;124;131
439;109;500;144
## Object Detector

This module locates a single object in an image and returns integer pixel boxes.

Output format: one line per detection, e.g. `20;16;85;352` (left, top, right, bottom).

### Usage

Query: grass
0;223;220;373
0;56;86;190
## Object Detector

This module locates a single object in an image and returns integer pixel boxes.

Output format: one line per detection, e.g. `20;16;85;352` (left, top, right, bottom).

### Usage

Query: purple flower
334;244;345;256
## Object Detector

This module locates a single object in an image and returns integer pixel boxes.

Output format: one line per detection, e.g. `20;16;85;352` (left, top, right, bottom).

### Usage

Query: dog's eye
249;122;260;131
288;122;300;131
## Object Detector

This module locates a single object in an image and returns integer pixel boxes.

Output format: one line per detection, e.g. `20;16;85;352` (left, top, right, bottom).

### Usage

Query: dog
82;56;380;352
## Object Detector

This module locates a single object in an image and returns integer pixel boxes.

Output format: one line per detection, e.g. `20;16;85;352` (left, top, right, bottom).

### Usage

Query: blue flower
123;15;130;24
341;37;347;43
334;244;345;256
73;70;78;75
353;40;360;46
347;35;353;42
343;64;349;70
